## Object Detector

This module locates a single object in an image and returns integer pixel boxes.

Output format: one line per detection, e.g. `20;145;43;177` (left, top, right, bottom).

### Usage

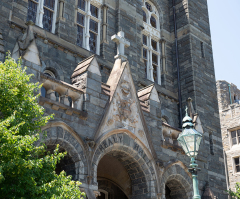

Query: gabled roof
137;84;155;102
71;55;95;78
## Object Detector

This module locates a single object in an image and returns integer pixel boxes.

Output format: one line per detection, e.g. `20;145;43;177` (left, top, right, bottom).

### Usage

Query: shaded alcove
97;150;149;199
165;179;187;199
46;145;76;179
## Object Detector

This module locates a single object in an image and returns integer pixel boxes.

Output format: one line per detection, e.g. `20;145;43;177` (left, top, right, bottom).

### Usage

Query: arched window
27;0;58;33
76;0;102;55
68;96;73;107
142;1;161;84
44;70;56;78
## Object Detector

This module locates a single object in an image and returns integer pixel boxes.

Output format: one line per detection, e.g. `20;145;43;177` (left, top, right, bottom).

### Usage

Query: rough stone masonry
0;0;227;198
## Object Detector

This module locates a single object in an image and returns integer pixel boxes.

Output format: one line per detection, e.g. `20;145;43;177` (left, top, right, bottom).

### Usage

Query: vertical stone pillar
58;0;65;20
160;39;166;74
38;0;44;28
101;4;108;44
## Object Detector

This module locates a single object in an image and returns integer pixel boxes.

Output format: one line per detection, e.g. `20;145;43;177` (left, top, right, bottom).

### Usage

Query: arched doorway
97;150;147;199
46;145;76;178
92;132;158;199
165;179;187;199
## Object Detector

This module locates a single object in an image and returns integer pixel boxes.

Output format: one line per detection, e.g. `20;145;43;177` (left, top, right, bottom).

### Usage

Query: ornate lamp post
177;107;203;199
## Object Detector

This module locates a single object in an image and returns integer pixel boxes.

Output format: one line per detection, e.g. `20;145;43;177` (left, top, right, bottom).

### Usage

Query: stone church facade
217;81;240;191
0;0;227;198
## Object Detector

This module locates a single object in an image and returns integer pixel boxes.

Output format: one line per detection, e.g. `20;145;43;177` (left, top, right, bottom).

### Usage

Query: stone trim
160;162;193;199
91;132;158;198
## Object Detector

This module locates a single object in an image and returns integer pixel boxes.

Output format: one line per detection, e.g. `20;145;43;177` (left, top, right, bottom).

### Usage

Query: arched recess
41;59;64;80
92;130;159;199
160;162;193;199
39;121;88;183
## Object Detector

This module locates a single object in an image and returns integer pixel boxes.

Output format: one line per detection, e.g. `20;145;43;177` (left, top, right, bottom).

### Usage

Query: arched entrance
92;132;158;199
160;163;193;199
46;145;76;178
165;179;187;199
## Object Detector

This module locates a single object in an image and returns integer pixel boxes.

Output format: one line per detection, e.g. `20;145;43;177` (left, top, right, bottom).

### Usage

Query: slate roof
71;55;95;79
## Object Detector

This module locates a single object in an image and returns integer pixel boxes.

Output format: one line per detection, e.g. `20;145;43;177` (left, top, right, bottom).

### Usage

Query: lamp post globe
177;107;203;199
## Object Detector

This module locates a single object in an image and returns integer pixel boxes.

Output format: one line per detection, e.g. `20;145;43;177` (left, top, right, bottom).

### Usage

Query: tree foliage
228;183;240;199
0;55;85;198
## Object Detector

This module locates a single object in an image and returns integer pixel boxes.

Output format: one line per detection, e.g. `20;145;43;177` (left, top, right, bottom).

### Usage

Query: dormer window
27;0;58;33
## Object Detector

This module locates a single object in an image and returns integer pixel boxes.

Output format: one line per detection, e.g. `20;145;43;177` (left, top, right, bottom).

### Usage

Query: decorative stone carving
72;73;87;89
85;137;95;149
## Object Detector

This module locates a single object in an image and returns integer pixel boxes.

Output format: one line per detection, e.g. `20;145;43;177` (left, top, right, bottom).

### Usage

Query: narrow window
143;35;147;45
143;11;146;22
238;130;240;143
151;39;157;51
90;4;98;18
89;32;97;53
150;16;156;28
201;42;205;58
27;0;38;23
143;48;147;59
231;131;237;146
78;0;85;10
77;26;84;47
234;157;240;173
152;53;158;82
209;132;214;155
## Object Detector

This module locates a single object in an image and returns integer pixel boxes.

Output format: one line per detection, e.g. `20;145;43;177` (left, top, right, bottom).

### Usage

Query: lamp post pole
189;157;201;199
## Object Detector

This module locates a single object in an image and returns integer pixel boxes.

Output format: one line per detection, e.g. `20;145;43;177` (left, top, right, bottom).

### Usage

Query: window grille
142;1;161;84
76;0;101;55
27;0;58;33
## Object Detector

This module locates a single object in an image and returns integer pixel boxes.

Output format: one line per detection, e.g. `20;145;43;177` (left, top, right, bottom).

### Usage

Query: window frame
27;0;58;34
75;0;101;55
141;0;161;85
232;155;240;175
230;129;240;147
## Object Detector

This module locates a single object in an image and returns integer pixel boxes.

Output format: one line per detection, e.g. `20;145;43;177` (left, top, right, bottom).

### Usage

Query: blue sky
208;0;240;88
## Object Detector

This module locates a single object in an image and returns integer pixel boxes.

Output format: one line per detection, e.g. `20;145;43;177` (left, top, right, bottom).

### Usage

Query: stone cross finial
111;31;130;60
185;106;188;116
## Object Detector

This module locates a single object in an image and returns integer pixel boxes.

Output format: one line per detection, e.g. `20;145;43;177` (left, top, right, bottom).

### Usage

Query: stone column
160;39;166;74
58;0;65;20
101;4;108;44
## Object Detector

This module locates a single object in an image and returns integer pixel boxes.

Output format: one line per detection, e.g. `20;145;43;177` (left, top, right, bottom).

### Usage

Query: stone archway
39;125;88;183
160;163;193;199
92;132;158;199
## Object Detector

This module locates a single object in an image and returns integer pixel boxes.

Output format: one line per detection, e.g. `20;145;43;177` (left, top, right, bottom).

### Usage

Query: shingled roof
71;55;95;79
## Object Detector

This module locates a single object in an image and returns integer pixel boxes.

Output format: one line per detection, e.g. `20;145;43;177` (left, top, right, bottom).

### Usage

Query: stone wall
217;80;240;190
0;0;227;198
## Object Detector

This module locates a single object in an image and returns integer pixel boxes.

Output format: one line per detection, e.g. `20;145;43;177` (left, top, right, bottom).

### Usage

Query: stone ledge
39;96;87;119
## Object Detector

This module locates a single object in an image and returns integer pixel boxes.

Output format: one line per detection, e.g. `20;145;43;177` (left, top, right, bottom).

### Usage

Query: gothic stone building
0;0;227;198
217;80;240;191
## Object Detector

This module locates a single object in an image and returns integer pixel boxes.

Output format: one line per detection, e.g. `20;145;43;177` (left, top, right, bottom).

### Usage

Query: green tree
228;183;240;199
0;55;85;198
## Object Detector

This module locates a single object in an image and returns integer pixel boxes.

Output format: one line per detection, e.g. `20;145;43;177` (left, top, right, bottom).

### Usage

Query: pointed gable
71;55;101;79
94;58;156;156
12;21;41;66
